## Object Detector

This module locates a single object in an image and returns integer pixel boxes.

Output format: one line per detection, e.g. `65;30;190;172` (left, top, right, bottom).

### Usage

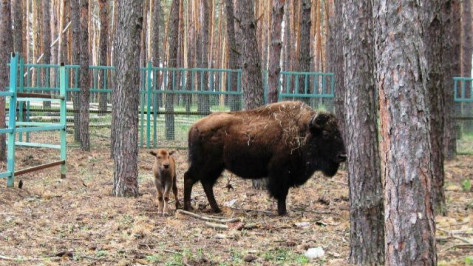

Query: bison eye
322;130;330;139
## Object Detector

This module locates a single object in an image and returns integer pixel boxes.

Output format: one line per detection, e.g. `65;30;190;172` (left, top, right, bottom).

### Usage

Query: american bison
150;149;180;215
183;101;346;215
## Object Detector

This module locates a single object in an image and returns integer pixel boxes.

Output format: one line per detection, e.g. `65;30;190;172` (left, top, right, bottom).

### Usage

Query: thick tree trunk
70;0;81;142
112;0;143;197
267;0;284;104
342;1;384;264
374;1;437;264
150;0;160;65
443;0;461;159
235;0;265;109
99;0;109;113
225;0;240;111
165;0;179;140
0;0;13;161
425;0;447;216
328;0;345;140
79;0;90;151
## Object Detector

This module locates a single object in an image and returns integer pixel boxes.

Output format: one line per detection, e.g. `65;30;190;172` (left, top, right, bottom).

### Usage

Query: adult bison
183;101;346;215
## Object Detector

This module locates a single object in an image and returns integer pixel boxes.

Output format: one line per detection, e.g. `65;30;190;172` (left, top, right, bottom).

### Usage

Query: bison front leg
267;175;290;216
156;188;164;214
202;182;221;213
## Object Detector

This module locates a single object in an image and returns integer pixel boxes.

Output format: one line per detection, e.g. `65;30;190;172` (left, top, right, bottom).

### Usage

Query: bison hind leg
267;176;290;216
183;168;200;211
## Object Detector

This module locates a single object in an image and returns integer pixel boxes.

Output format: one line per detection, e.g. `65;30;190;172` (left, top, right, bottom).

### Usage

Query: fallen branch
176;209;240;223
437;228;473;244
441;243;473;253
205;222;229;230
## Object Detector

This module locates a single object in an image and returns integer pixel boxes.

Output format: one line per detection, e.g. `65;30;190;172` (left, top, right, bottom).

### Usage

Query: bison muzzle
183;101;346;215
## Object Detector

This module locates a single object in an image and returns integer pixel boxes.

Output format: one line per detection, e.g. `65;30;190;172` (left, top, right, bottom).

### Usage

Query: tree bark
373;1;437;264
12;0;23;55
0;0;13;161
443;0;461;159
79;0;90;151
425;0;447;216
297;0;310;95
235;0;265;109
150;0;160;65
165;0;179;140
225;0;240;111
197;0;210;114
70;0;81;142
42;0;51;108
99;0;109;113
112;0;143;197
342;1;384;264
267;0;284;103
327;0;345;140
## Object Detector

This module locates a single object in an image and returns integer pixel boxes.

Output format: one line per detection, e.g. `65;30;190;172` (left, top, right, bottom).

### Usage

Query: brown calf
150;149;180;215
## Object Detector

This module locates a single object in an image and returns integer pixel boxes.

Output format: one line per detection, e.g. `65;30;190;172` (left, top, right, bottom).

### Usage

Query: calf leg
156;187;164;214
163;184;171;216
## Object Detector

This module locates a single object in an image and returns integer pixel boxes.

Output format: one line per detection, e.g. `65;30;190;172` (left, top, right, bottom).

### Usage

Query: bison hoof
278;210;288;216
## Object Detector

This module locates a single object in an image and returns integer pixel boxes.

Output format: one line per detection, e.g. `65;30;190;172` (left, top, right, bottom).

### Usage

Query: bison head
305;113;346;176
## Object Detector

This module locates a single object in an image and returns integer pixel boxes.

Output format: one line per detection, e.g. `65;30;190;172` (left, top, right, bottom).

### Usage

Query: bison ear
309;113;330;134
149;150;157;157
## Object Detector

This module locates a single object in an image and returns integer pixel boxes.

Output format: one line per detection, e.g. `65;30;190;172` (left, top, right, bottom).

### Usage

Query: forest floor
0;138;472;265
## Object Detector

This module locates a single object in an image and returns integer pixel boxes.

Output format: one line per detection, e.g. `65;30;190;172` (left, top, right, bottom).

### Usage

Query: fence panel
453;77;473;154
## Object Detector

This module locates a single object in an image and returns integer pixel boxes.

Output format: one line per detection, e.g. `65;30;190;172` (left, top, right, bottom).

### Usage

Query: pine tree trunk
342;1;384;264
71;0;81;142
112;0;143;197
425;0;447;216
225;0;240;111
197;0;210;114
99;0;109;113
461;0;473;133
374;1;437;264
79;0;90;151
12;0;23;54
443;0;461;159
297;0;310;96
328;0;345;140
165;0;179;140
42;0;51;108
235;0;264;109
185;0;193;112
0;0;13;161
267;0;284;103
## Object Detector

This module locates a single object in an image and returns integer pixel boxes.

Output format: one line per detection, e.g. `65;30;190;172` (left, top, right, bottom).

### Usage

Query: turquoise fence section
1;54;67;187
454;77;473;102
278;71;335;99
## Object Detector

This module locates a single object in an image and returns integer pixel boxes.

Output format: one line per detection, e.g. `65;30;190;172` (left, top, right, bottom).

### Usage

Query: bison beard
183;101;346;215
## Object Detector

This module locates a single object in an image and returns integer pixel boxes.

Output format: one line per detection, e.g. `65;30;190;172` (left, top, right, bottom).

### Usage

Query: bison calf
183;101;346;216
150;149;180;215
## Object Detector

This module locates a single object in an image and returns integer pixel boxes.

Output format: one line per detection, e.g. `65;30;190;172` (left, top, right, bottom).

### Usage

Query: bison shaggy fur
183;101;346;215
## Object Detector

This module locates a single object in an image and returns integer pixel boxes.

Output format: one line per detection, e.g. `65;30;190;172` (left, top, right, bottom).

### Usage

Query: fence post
60;64;67;179
7;54;18;187
147;62;152;148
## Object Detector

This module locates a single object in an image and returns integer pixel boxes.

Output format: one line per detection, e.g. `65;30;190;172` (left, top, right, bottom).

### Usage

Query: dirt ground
0;141;472;265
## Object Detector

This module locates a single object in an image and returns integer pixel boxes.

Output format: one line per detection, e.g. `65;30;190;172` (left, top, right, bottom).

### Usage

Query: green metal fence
1;54;67;187
453;77;473;154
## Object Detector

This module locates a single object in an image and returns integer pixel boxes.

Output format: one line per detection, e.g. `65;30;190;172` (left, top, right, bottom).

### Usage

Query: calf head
305;113;346;176
150;149;175;173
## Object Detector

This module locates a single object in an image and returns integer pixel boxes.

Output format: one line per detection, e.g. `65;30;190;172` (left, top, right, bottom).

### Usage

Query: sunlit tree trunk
113;0;143;197
374;1;437;264
297;0;310;95
12;0;23;55
343;1;384;264
197;0;210;114
42;0;51;108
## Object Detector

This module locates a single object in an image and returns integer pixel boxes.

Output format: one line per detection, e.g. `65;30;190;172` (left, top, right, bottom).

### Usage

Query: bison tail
187;127;201;163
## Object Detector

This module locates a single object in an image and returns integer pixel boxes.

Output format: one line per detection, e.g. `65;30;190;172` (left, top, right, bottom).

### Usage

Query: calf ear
309;113;330;134
149;150;157;156
169;150;176;156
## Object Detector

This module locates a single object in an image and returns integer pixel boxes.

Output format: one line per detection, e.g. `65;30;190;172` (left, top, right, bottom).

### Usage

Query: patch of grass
96;250;107;257
466;256;473;265
261;248;310;265
462;179;472;192
146;254;163;263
